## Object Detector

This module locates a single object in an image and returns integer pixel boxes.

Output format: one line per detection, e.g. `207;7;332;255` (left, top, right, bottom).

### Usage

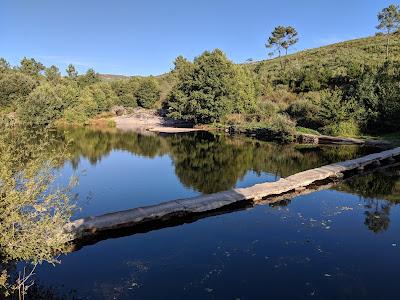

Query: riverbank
110;109;392;146
113;108;203;133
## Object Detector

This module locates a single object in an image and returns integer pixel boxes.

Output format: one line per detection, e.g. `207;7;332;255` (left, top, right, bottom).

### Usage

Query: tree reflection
364;201;391;233
48;128;374;194
339;172;400;233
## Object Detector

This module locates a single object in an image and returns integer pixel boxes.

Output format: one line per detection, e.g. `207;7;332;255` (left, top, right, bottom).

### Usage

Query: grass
296;127;321;135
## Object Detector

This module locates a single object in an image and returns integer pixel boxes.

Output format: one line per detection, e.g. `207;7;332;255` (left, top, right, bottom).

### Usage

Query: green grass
296;127;321;135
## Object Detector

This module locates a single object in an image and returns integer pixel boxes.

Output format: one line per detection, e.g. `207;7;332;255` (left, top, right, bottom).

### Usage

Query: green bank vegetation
2;4;400;142
0;58;161;126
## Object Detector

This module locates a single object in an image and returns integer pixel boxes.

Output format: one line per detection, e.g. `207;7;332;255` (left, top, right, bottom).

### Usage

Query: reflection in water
57;127;375;194
337;171;400;233
3;127;400;299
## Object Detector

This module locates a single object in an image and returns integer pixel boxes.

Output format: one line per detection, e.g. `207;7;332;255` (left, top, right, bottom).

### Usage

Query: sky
1;0;398;76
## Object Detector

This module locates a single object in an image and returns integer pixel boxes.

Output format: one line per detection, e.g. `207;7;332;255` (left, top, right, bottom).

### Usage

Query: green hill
246;34;400;93
101;34;400;99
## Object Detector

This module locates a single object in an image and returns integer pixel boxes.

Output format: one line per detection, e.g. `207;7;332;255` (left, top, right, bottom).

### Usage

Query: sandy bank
114;108;201;133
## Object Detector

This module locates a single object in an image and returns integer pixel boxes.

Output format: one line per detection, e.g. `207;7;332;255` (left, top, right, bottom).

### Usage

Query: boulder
110;106;126;116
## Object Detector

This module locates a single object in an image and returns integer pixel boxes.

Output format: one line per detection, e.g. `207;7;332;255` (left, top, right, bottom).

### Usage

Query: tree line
167;4;400;138
1;4;400;140
0;58;161;126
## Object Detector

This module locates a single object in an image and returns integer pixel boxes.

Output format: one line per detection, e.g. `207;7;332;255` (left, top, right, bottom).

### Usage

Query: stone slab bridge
65;147;400;247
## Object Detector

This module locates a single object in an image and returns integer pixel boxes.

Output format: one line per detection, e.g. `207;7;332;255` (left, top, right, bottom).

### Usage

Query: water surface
30;128;400;299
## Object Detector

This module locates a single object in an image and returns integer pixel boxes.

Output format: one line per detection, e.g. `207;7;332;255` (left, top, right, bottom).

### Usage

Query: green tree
377;4;400;59
66;64;78;79
84;82;118;113
135;77;160;108
18;83;67;125
19;57;45;77
0;71;36;107
266;26;298;67
167;49;258;124
375;61;400;130
45;65;61;82
0;58;10;73
78;68;100;87
111;78;139;107
317;89;363;136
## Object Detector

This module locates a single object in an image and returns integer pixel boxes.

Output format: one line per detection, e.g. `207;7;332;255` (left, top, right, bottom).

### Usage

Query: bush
78;68;100;87
135;77;160;108
266;114;297;141
243;100;279;123
18;83;67;125
322;119;360;137
0;71;36;106
84;82;118;113
286;99;321;129
261;87;298;110
111;79;139;107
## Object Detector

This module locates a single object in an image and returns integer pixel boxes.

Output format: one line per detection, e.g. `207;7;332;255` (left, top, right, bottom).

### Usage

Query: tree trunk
278;49;283;69
386;35;390;60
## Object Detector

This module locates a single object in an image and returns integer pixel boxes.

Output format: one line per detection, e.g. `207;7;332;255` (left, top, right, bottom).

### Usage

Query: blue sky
1;0;397;75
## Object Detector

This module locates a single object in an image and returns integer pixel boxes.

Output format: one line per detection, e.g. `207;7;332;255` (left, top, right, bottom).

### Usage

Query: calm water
30;128;400;299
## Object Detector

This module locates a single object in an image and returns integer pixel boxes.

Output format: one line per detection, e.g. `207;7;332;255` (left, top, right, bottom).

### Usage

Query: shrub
18;83;67;125
0;125;75;297
322;119;360;137
111;79;138;107
135;77;160;108
231;66;259;113
267;114;297;141
84;82;118;113
0;71;37;106
78;68;100;87
286;99;321;129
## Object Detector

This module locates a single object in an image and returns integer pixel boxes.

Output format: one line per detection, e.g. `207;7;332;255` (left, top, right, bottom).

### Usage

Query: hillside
100;34;400;98
247;34;400;87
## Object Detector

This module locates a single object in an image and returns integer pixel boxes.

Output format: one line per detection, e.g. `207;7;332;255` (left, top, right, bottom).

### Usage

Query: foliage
0;58;10;73
45;65;61;83
0;124;75;297
111;78;139;107
66;64;78;80
135;77;160;108
167;49;258;124
0;71;37;107
19;58;45;77
286;98;321;129
317;89;362;136
266;25;299;57
78;68;100;87
377;4;400;58
18;83;68;126
84;82;118;113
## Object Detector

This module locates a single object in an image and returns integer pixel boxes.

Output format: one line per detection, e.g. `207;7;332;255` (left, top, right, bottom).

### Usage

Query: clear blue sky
1;0;397;76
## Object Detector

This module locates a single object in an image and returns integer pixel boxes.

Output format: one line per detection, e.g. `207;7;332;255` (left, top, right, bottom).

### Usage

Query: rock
110;106;127;116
